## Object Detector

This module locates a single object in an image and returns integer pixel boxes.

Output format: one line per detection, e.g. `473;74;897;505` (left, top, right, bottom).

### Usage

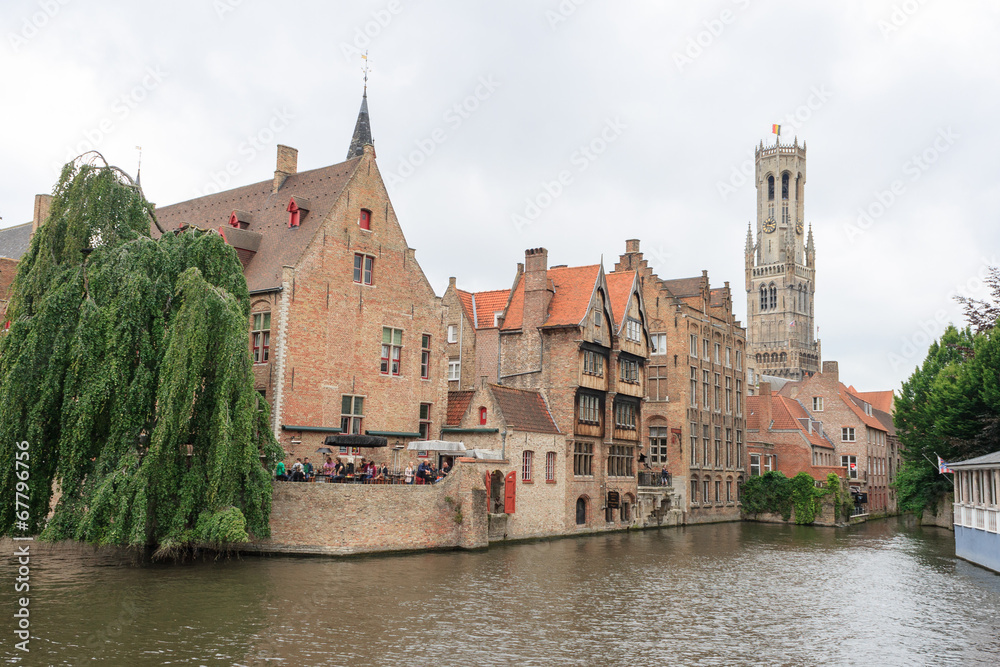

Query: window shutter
484;472;491;511
504;471;516;514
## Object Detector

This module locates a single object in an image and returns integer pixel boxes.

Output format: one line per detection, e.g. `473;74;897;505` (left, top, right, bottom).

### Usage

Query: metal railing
638;471;672;488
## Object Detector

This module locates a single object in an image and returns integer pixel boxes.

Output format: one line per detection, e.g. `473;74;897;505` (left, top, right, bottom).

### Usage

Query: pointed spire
807;222;815;250
347;53;373;160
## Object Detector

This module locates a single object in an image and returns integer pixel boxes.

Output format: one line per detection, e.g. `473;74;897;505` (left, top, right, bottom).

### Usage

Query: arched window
780;352;787;363
782;173;789;200
767;174;775;201
755;353;761;363
576;496;588;525
769;285;777;310
759;285;767;311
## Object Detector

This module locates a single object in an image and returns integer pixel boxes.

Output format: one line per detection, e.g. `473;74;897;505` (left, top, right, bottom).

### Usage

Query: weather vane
361;51;370;94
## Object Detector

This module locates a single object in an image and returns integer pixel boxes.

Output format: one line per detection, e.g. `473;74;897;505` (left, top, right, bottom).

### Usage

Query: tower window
767;175;775;201
759;285;767;311
769;285;777;310
782;173;789;199
359;208;372;230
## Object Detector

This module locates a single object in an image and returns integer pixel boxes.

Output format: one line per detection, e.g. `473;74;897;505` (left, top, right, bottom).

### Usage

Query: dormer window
229;212;240;228
229;210;252;229
359;208;372;230
286;196;310;228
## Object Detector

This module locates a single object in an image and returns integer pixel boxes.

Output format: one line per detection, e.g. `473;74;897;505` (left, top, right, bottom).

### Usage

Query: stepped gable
154;158;361;292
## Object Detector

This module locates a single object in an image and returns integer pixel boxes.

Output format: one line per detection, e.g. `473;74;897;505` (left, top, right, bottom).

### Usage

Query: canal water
2;517;999;666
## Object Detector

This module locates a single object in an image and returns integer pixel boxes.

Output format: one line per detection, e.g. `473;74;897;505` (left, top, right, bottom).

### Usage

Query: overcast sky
2;0;998;393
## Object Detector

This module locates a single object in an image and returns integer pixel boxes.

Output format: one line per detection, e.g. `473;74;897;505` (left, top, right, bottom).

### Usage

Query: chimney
822;360;839;382
523;248;552;329
448;277;456;289
273;145;298;193
759;382;773;429
625;239;640;253
32;194;52;236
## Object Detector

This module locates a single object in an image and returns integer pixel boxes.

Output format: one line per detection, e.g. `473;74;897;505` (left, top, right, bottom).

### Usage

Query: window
703;370;710;407
626;318;641;342
546;452;556;482
619;358;639;383
578;393;601;424
715;480;721;503
353;253;374;285
614;401;637;430
714;373;721;411
842;455;858;479
341;395;364;434
759;285;767;311
736;350;742;370
714;426;722;467
607;445;634;477
359;208;371;230
842;427;856;442
703;425;710;466
651;333;667;355
522;451;533;482
767;174;775;200
574;442;593;476
782;172;789;199
689;334;698;357
703;339;710;359
479;407;487;425
576;497;588;524
750;453;761;476
736;380;743;416
251;312;270;363
649;426;669;464
419;403;432;439
448;359;460;381
726;428;733;468
648;365;668;401
690;422;698;465
763;454;773;472
725;376;732;414
583;350;604;376
736;430;743;466
381;327;402;375
287;198;301;227
727;480;733;502
812;397;824;411
703;480;710;503
726;347;731;367
714;343;720;364
690;367;698;407
594;308;601;328
447;324;458;343
769;285;777;310
420;335;431;379
691;479;699;503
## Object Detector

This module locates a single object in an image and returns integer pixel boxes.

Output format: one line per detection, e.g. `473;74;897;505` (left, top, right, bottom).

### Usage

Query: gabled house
498;247;651;530
441;279;510;390
153;92;448;465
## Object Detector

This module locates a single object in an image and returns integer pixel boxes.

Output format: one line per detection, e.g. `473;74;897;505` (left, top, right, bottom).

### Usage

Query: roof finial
347;53;374;159
135;145;143;190
361;51;370;97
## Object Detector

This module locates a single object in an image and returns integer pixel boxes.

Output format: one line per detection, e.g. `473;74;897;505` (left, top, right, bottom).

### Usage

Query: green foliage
0;157;282;552
894;323;1000;513
742;471;842;524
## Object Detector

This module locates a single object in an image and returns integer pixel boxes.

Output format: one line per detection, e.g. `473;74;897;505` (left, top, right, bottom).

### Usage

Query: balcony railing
954;504;1000;534
638;471;672;488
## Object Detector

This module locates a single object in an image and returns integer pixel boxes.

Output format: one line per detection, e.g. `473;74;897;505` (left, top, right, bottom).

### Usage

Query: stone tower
744;138;820;384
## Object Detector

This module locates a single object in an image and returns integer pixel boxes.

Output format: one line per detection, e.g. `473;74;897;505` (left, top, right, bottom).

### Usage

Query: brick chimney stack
523;248;552;329
625;239;640;253
822;360;839;382
273;145;298;193
759;381;773;429
31;194;52;236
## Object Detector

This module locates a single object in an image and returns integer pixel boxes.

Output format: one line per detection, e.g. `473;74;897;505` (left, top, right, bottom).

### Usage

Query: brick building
0;195;48;320
746;381;844;482
776;361;896;515
613;239;748;524
441;279;510;390
498;248;651;530
154;91;448;465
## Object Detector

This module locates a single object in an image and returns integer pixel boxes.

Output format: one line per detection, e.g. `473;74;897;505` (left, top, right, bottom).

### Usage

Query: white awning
406;440;467;452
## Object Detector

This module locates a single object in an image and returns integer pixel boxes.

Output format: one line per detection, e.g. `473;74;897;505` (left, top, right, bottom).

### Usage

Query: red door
504;471;516;514
484;472;491;511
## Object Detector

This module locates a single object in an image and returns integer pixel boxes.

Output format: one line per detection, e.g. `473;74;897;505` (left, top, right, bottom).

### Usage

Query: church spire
346;53;373;160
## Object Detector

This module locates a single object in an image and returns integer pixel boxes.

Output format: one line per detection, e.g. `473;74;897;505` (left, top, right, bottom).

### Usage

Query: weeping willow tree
0;154;282;555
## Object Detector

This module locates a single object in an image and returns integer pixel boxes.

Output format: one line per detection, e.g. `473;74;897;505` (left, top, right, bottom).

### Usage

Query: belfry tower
745;137;820;383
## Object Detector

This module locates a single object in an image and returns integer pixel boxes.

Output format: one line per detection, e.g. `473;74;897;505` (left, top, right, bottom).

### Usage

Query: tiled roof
949;450;1000;469
782;396;834;448
0;222;32;260
501;264;600;331
746;395;763;430
839;384;886;430
154;158;361;292
446;390;475;426
490;384;560;434
456;289;475;323
471;289;510;329
747;394;833;448
851;389;894;414
606;271;636;331
661;276;702;297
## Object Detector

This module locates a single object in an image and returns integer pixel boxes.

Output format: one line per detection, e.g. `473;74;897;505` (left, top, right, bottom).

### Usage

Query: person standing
404;462;414;484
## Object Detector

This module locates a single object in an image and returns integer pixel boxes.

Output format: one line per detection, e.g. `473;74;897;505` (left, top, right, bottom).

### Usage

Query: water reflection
2;518;999;666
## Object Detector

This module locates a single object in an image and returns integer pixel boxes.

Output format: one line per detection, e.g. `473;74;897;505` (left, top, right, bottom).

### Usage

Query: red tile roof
605;271;636;331
839;384;886;430
470;289;511;329
850;389;894;414
490;385;560;434
501;264;601;331
155;158;361;292
747;394;833;448
456;289;475;324
446;390;475;426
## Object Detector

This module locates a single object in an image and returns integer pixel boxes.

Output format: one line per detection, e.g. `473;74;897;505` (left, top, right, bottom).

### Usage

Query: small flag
789;320;796;328
772;124;781;135
938;456;954;474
